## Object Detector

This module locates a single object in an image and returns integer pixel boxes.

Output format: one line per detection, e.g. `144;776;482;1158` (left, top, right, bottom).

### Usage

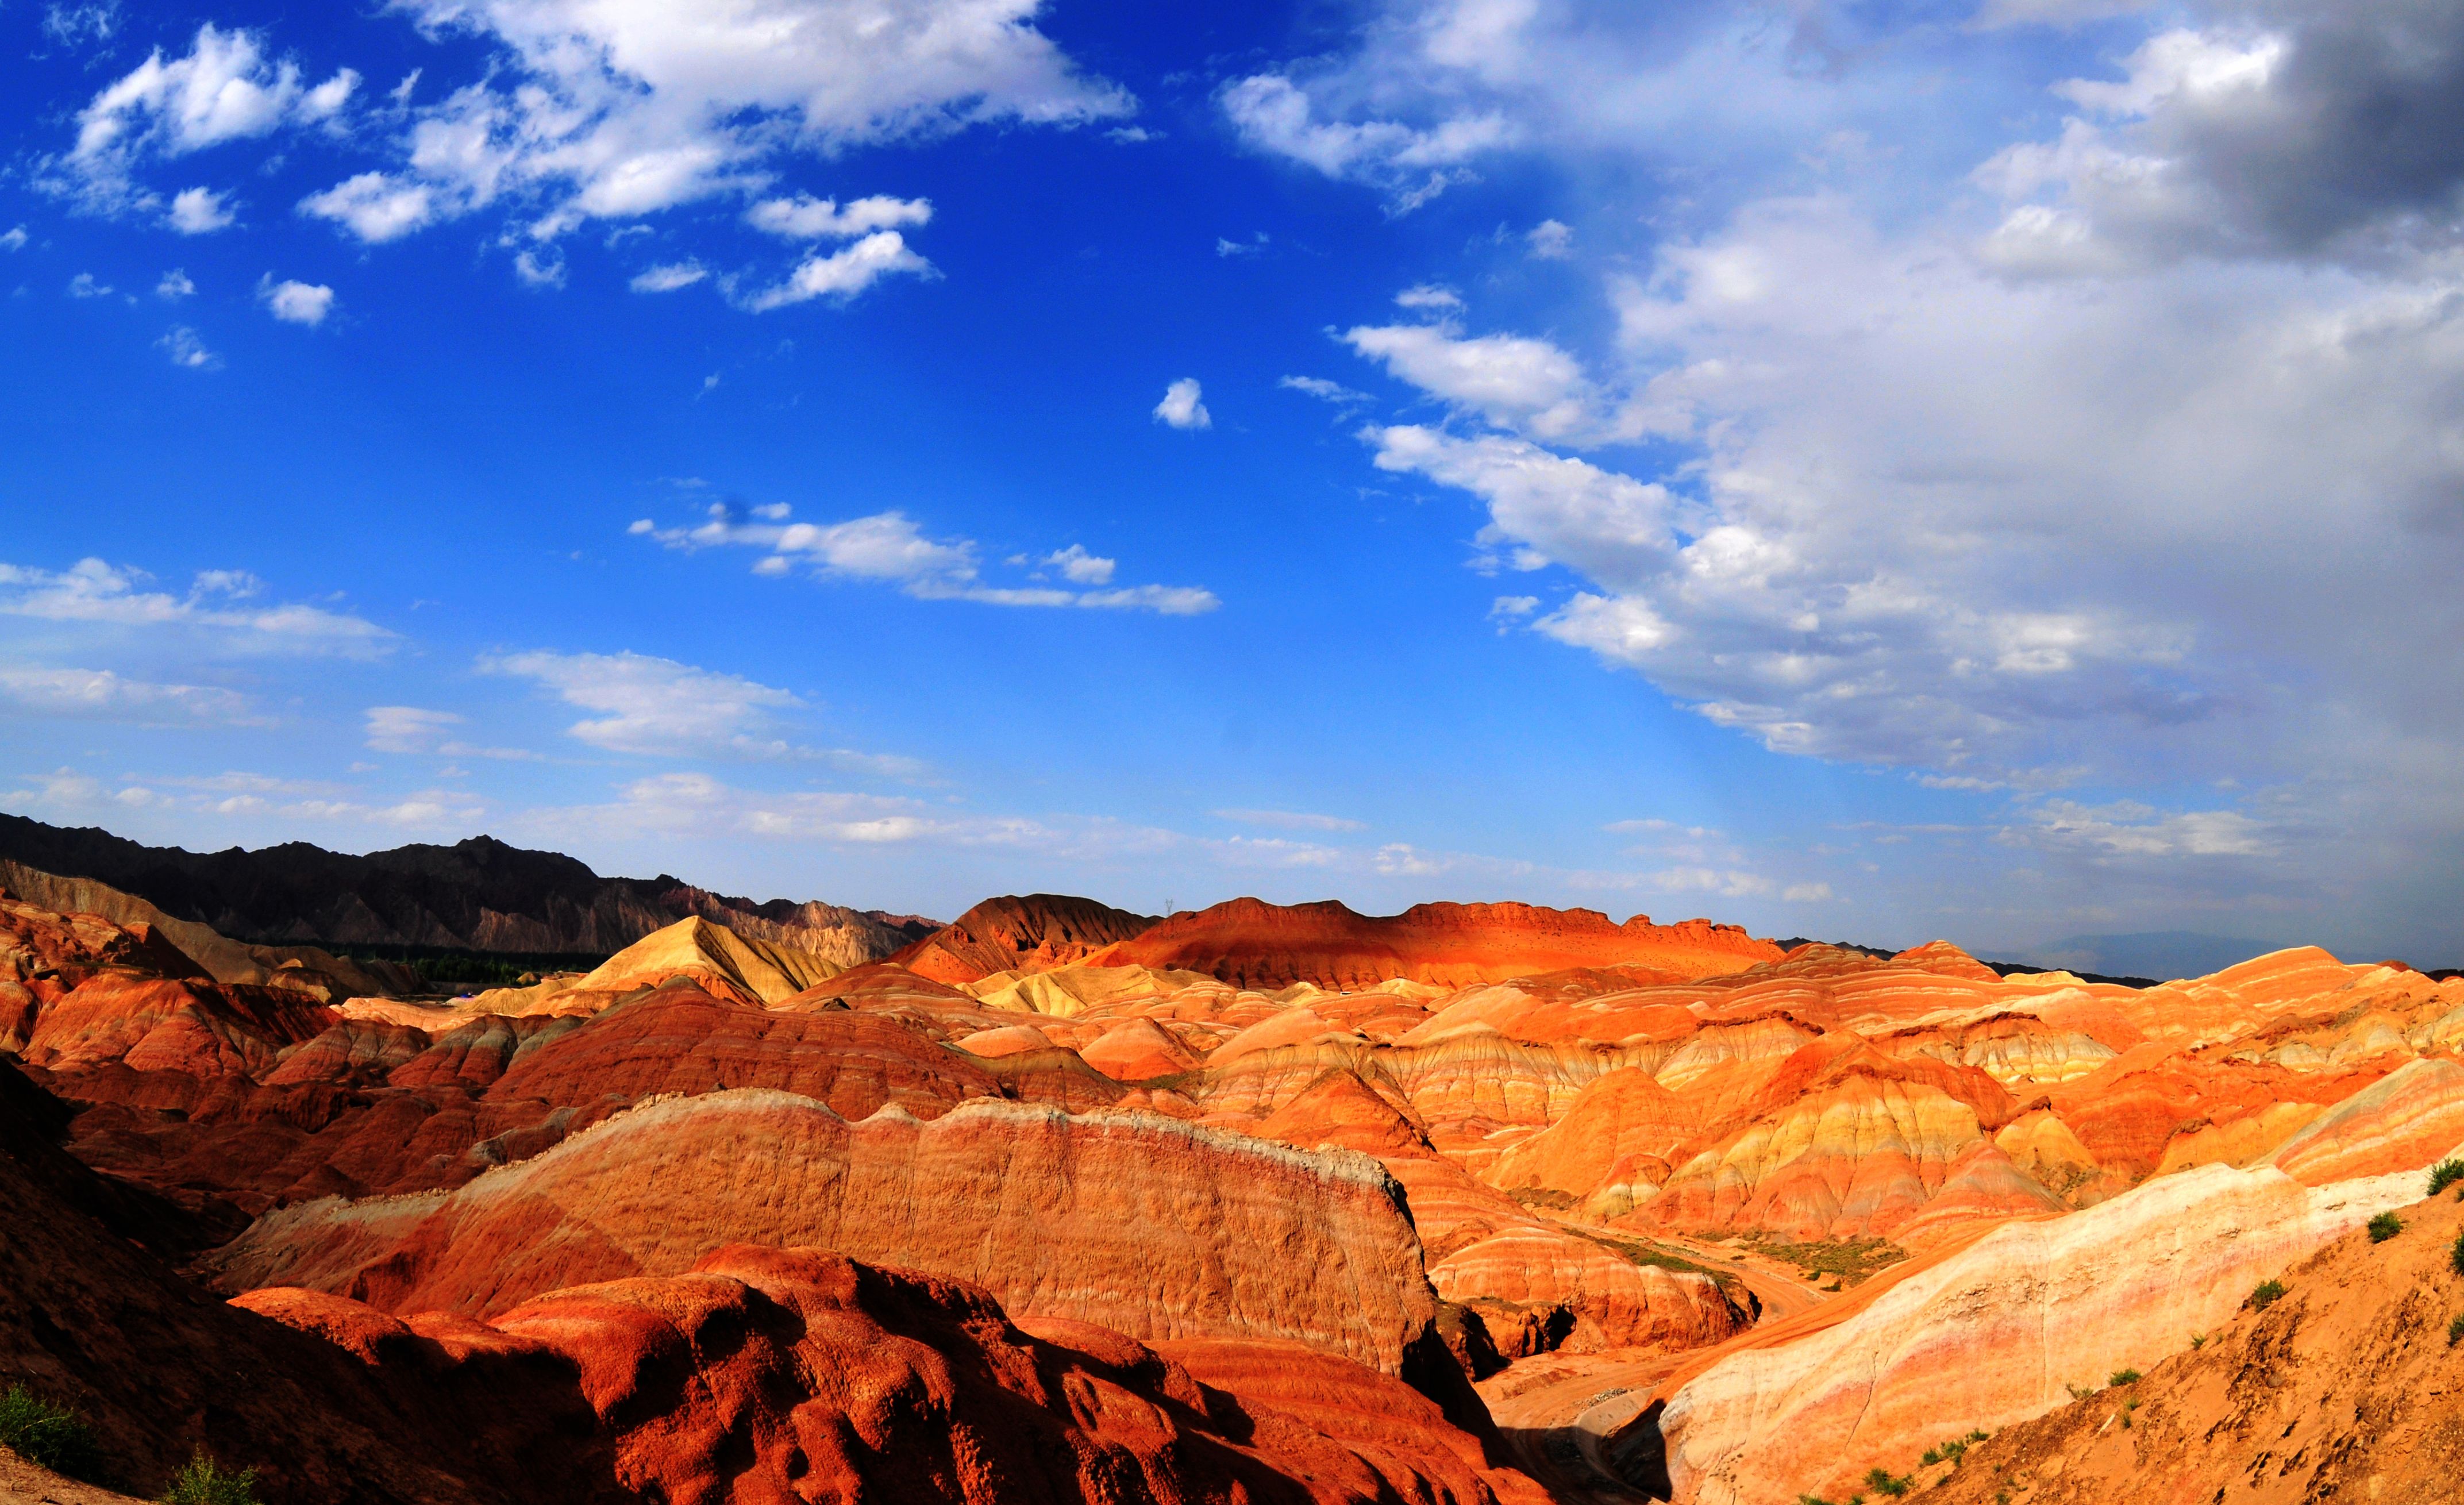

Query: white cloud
741;230;933;309
57;25;355;216
1344;321;1604;442
1221;72;1507;209
1214;807;1368;833
1526;218;1573;259
0;227;25;252
637;503;1218;614
156;268;195;299
167;186;235;233
300;0;1127;248
513;249;566;288
364;705;463;754
0;559;388;652
364;704;540;760
0;667;255;724
2013;800;2272;859
1153;377;1211;430
630;261;709;293
43;3;120;47
1393;283;1462;311
1044;545;1115;584
746;193;932;239
155;326;217;369
260;277;335;325
68;273;111;298
487;649;804;759
1280;374;1371;406
1781;882;1835;902
298;172;437;243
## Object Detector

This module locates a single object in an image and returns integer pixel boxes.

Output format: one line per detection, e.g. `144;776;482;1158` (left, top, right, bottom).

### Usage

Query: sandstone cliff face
211;1090;1446;1377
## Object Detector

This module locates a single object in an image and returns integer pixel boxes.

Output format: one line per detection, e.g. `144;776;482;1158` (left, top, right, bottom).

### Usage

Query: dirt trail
1477;1229;1835;1500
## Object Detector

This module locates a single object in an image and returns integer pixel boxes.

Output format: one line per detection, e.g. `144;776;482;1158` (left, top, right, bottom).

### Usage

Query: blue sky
4;0;2461;967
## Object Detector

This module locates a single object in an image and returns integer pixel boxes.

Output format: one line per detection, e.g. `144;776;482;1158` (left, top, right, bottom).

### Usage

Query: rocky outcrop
210;1090;1448;1379
890;894;1160;985
1919;1172;2464;1505
1086;898;1782;991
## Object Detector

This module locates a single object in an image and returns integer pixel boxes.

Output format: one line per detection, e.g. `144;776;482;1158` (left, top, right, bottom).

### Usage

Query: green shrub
157;1450;259;1505
2189;1331;2208;1349
1865;1466;1914;1497
0;1385;99;1480
2249;1279;2287;1311
2108;1368;2141;1386
2449;1314;2464;1347
2429;1158;2464;1197
2368;1212;2403;1244
2451;1229;2464;1276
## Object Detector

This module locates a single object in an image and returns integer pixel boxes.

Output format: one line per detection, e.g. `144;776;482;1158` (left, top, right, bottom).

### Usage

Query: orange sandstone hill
887;892;1159;984
1081;896;1784;990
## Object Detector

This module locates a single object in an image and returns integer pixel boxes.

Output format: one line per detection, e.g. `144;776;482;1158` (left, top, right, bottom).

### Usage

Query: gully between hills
6;877;2464;1505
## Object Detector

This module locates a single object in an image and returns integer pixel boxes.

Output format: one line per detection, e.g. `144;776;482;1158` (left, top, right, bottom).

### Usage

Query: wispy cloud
632;504;1218;616
0;559;390;653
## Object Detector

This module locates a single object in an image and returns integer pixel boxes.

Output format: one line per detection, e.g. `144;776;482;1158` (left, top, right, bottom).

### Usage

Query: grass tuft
2108;1367;2141;1386
156;1450;259;1505
2248;1279;2287;1311
2368;1211;2403;1244
1865;1465;1914;1496
2450;1314;2464;1347
2429;1158;2464;1198
0;1384;100;1481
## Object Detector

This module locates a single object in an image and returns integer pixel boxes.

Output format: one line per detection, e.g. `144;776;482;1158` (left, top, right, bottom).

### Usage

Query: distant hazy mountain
2018;932;2277;982
0;813;936;964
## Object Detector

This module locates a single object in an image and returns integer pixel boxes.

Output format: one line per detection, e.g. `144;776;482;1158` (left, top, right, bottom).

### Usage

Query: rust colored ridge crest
886;892;1160;985
1082;895;1784;990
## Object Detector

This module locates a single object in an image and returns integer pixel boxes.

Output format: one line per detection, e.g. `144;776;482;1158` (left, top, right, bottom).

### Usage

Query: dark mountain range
0;814;935;965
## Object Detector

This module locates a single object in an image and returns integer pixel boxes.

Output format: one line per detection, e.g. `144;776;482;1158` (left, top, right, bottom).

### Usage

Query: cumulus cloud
1221;71;1507;209
155;327;218;369
1344;321;1606;442
54;24;355;218
0;559;388;652
297;0;1127;251
746;193;932;239
1978;3;2464;269
630;261;708;293
259;277;335;325
1153;377;1211;430
1043;545;1115;585
634;502;1218;614
1526;218;1574;259
167;186;234;233
156;268;195;299
740;230;933;309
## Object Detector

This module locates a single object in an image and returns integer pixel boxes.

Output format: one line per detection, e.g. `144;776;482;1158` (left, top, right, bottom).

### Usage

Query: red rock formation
1085;898;1781;991
888;894;1159;985
210;1090;1452;1380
